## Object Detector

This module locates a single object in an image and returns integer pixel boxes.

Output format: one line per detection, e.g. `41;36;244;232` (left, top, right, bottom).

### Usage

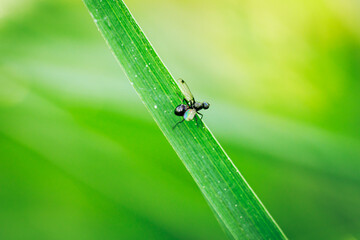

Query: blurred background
0;0;359;239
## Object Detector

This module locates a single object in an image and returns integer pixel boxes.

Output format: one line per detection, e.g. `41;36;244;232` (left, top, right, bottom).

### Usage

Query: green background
1;0;359;239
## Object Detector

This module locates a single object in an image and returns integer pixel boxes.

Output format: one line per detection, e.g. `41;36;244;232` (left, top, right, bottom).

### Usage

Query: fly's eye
202;102;210;109
194;102;202;109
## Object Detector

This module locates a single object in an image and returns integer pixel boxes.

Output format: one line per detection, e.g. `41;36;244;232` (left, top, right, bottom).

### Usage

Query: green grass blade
82;0;287;239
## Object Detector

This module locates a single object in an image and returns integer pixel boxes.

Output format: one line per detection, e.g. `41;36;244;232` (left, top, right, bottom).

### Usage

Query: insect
173;78;210;129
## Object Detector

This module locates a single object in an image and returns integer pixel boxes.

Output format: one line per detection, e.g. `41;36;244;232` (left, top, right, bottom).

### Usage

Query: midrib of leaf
83;0;287;239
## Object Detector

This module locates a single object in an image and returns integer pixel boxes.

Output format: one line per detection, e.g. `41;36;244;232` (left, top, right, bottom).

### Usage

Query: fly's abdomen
184;109;196;121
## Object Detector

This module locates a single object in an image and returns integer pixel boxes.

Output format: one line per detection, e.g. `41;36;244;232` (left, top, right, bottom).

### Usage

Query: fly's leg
183;98;195;108
194;115;200;128
198;112;203;120
173;119;185;129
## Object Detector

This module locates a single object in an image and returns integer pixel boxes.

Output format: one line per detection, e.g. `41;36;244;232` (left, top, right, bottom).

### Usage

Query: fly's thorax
184;109;196;121
194;102;202;110
193;101;210;111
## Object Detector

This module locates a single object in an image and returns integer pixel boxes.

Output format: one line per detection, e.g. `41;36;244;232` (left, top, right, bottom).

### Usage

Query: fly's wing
177;78;194;103
184;109;197;121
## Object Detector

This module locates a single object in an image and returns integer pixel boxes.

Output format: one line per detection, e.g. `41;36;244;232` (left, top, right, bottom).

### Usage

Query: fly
173;78;210;129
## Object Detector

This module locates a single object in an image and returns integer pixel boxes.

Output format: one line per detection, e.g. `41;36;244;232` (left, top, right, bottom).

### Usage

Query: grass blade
82;0;287;239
